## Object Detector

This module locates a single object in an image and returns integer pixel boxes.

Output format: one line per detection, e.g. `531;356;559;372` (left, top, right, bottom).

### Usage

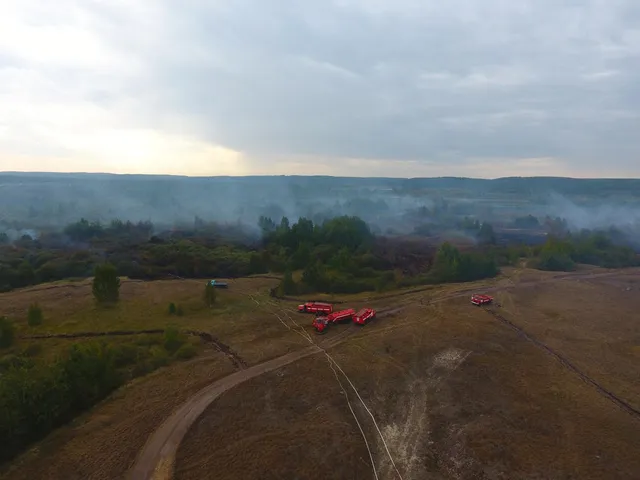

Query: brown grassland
2;267;640;479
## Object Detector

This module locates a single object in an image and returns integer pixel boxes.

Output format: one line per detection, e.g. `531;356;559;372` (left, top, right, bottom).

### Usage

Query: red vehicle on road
298;301;333;314
471;294;493;306
312;308;355;333
353;307;376;325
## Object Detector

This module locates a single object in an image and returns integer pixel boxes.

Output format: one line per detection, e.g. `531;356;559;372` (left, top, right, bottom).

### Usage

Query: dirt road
126;345;322;480
127;269;636;480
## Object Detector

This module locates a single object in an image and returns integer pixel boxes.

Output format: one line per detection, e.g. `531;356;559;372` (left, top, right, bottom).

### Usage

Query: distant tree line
531;231;639;271
0;218;267;292
63;218;154;243
2;214;636;295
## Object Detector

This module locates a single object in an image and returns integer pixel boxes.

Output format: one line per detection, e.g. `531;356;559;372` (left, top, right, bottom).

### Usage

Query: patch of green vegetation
163;326;186;353
175;342;197;360
27;302;44;327
398;242;500;287
0;316;15;349
168;302;185;316
531;231;639;271
0;334;200;464
92;263;121;304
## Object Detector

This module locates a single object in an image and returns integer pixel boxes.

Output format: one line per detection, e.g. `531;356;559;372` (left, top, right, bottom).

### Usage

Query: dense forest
1;213;638;296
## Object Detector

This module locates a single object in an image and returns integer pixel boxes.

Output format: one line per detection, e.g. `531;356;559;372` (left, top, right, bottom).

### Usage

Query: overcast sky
1;0;640;178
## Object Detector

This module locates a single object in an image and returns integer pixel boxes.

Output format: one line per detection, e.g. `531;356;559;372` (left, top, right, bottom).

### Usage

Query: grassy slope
2;268;640;479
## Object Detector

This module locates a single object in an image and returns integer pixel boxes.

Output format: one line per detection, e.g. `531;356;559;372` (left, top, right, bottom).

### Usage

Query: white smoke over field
546;193;640;231
2;174;640;246
1;228;39;242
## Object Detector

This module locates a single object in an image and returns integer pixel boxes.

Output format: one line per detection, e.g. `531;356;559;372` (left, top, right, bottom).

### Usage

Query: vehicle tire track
483;307;640;419
183;330;248;370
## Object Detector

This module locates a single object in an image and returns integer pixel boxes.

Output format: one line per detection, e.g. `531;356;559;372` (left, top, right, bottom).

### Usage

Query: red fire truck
353;307;376;325
312;308;355;333
297;301;333;314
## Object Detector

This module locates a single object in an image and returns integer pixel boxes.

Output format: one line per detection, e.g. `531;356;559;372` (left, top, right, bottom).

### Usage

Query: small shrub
277;270;296;295
0;354;34;371
131;360;154;377
0;316;15;349
175;343;197;360
163;326;185;353
22;343;43;357
27;303;44;326
149;345;170;368
111;343;140;368
92;263;121;304
133;334;162;347
168;302;177;315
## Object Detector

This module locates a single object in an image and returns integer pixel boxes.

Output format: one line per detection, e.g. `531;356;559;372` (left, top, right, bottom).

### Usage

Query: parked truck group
298;294;491;334
299;302;377;333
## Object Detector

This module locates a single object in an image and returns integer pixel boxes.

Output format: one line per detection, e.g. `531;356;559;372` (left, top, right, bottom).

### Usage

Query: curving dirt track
127;269;636;480
126;345;322;480
126;310;392;480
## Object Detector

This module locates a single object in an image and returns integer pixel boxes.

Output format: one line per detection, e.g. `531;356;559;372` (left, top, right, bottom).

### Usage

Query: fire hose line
328;357;379;480
238;291;404;478
272;302;404;480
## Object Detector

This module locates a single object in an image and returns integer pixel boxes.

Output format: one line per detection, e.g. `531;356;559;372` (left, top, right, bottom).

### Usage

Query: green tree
248;252;268;273
163;326;184;353
279;216;290;232
27;303;43;326
291;241;312;269
536;251;575;271
0;316;15;348
92;263;120;304
278;269;296;295
431;242;499;283
302;261;323;288
258;216;277;235
478;222;496;245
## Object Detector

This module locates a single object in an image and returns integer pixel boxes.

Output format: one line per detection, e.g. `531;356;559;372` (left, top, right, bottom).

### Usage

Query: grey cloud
8;0;640;175
127;0;639;168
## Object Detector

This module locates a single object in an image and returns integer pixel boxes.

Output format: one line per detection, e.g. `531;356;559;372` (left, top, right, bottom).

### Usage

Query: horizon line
1;171;638;181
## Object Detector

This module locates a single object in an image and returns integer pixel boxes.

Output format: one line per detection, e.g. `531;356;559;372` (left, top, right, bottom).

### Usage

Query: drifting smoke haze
546;194;640;232
1;229;39;242
1;173;640;248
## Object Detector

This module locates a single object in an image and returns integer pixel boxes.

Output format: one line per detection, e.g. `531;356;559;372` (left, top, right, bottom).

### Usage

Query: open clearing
2;268;640;479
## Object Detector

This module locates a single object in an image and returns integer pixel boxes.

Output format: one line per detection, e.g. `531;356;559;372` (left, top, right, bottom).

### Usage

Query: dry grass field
175;269;640;480
2;267;640;480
